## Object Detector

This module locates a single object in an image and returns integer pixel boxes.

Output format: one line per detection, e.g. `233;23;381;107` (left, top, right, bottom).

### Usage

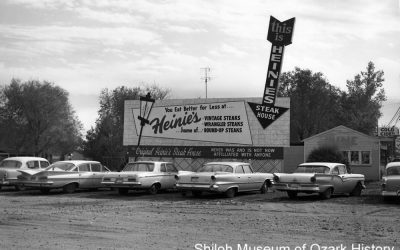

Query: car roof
127;161;172;164
53;160;100;164
2;156;48;162
299;162;345;169
386;162;400;168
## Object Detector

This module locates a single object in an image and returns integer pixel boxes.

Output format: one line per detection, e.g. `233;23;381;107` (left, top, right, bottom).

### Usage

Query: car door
90;163;104;188
242;164;260;190
163;163;178;189
235;165;249;191
337;165;355;192
77;163;91;188
330;166;345;194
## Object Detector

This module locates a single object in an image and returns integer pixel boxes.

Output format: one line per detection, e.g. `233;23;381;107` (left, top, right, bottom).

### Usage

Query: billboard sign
129;101;253;145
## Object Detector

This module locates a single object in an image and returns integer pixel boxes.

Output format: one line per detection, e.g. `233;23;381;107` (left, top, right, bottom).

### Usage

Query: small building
303;125;381;181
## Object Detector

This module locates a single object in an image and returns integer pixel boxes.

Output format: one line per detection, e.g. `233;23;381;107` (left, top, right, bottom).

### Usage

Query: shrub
307;145;348;164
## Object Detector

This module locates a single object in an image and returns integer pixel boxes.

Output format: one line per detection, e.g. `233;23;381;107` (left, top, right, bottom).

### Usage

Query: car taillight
310;176;316;183
211;176;216;181
175;175;179;180
273;175;279;182
381;183;386;191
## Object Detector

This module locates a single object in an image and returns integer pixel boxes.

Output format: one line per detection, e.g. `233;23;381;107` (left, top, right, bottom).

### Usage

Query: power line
200;67;211;99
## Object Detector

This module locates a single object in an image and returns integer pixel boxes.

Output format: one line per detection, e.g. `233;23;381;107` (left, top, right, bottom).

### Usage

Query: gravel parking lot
0;182;399;250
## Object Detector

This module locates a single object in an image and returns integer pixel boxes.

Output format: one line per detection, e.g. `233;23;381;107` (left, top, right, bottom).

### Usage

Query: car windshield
123;162;154;172
0;160;22;169
386;166;400;176
46;162;76;171
294;165;330;174
197;164;233;173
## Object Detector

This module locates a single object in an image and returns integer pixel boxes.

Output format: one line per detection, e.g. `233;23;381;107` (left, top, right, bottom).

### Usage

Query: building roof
303;125;378;142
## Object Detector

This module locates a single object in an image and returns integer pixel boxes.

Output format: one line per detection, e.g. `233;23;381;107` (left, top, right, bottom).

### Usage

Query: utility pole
201;67;211;99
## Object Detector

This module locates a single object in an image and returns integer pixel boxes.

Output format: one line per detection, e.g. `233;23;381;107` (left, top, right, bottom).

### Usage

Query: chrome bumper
273;183;320;192
175;183;225;193
102;181;143;188
382;190;400;197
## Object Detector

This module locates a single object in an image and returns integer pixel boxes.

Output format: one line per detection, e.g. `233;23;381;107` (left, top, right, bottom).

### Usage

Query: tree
82;85;170;170
278;68;343;142
339;61;386;135
0;79;83;157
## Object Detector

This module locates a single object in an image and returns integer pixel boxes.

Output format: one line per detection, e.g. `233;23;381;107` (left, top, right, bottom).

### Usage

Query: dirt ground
0;182;399;250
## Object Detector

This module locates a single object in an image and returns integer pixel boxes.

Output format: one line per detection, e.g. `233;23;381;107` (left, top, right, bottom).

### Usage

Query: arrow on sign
250;16;295;129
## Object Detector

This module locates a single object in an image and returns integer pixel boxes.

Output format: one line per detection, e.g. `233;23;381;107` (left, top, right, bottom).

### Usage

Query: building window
342;151;371;165
361;151;371;164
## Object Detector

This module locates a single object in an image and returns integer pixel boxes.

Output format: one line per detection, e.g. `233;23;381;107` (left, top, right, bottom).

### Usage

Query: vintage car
17;160;110;193
175;162;273;198
0;156;50;191
381;162;400;201
272;162;365;199
101;161;178;195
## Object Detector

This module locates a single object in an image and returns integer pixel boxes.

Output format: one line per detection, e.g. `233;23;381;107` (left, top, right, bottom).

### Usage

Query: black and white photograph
0;0;399;249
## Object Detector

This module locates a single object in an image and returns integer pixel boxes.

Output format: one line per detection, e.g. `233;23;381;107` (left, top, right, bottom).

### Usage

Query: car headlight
273;175;280;182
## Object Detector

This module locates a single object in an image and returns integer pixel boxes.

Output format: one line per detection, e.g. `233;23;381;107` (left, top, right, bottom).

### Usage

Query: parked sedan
0;156;50;191
381;162;400;201
273;162;365;199
175;162;273;198
101;161;178;195
17;160;110;193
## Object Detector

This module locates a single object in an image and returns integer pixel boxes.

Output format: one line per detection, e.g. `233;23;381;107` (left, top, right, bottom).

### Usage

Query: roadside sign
249;16;295;129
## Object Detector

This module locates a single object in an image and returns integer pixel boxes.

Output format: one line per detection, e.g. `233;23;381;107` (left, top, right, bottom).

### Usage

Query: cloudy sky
0;0;399;132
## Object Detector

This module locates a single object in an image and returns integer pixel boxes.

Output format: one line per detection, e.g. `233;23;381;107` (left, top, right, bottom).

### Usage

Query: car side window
166;164;177;173
331;167;339;175
27;161;40;169
242;165;253;174
79;164;90;172
337;165;347;175
160;164;167;172
91;163;101;172
40;161;50;168
235;166;244;174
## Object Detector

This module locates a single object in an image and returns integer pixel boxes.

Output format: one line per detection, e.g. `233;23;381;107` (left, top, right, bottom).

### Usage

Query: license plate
116;178;123;183
191;177;199;182
290;183;299;188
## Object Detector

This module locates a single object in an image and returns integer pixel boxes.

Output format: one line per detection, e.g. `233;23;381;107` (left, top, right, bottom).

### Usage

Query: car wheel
148;184;159;195
63;183;77;194
260;181;268;194
118;188;129;195
40;188;50;194
287;191;297;199
320;188;333;199
15;184;26;191
350;183;362;196
225;188;236;198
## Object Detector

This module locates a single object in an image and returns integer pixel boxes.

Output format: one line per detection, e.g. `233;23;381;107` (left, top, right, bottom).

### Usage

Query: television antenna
200;67;211;99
